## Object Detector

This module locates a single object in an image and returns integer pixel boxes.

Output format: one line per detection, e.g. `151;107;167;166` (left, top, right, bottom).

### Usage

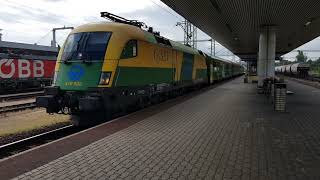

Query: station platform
3;77;320;180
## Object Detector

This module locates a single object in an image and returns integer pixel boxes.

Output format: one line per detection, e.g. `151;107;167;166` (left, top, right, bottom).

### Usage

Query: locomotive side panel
115;40;176;87
193;54;207;82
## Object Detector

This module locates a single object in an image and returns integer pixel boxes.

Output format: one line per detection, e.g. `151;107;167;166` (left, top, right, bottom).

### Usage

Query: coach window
120;40;137;59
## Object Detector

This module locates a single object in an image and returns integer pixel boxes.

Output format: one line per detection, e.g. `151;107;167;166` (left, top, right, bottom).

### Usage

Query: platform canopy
161;0;320;61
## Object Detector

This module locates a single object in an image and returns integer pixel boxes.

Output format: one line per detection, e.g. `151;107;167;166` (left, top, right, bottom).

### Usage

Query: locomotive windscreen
61;32;111;62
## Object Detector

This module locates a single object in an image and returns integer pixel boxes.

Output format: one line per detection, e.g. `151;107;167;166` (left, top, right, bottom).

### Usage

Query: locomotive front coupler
37;86;104;114
36;86;63;114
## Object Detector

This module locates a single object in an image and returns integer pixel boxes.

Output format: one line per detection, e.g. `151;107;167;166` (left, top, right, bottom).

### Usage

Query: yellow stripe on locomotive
53;22;216;90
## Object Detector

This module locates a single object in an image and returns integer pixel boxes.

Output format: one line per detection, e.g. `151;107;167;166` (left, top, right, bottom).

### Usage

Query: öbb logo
0;59;45;79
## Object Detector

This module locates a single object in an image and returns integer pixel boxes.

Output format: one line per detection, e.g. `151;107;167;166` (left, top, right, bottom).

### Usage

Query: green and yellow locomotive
37;12;243;126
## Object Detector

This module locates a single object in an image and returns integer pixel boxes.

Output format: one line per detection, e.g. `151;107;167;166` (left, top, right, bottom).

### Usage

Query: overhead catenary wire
149;0;183;21
150;1;237;59
147;1;240;61
55;31;71;46
35;30;52;45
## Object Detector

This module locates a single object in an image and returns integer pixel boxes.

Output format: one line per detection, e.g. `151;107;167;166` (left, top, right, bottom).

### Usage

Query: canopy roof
161;0;320;61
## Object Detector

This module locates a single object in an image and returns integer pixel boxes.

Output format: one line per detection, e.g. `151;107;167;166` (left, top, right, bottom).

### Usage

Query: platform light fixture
226;24;233;33
304;21;312;27
304;16;320;27
209;0;221;14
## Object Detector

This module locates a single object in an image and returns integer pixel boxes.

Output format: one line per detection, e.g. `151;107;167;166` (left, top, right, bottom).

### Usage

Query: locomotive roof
73;22;150;41
73;22;240;66
0;41;58;52
73;22;198;54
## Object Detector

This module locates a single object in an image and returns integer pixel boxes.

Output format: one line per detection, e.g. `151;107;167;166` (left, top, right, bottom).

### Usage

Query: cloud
43;0;66;2
0;0;240;61
118;4;237;59
2;4;68;25
1;0;318;61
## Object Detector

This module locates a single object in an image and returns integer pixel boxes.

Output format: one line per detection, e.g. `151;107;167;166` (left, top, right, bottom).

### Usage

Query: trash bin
244;77;248;83
274;83;286;112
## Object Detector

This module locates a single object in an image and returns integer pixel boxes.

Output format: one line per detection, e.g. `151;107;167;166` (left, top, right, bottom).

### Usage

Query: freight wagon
275;63;310;78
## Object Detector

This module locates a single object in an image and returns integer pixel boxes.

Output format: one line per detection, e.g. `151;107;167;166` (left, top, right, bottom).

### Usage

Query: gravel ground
0;98;35;108
0;121;71;146
286;77;320;89
0;109;71;146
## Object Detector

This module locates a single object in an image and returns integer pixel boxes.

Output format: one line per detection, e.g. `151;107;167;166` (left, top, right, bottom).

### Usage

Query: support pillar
257;27;276;87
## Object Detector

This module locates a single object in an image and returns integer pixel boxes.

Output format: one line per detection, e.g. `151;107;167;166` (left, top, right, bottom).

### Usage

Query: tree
296;50;308;63
278;58;291;65
314;57;320;67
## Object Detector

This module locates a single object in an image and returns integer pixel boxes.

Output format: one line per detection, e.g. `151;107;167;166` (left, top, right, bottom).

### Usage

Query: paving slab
10;78;320;180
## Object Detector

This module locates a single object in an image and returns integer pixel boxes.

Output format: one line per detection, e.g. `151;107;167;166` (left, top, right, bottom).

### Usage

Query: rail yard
0;11;244;160
1;1;320;179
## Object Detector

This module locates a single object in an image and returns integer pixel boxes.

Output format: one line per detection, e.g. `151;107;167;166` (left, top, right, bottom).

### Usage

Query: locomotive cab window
61;32;111;62
120;40;137;59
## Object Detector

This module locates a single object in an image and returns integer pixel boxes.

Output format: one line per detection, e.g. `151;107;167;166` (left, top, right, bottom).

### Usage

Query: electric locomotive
37;12;243;126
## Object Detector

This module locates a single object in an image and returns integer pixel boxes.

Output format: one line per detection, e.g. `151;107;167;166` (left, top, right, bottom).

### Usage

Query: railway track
0;91;45;114
0;88;44;95
0;91;44;102
283;76;320;89
0;102;37;114
0;125;81;159
304;76;320;83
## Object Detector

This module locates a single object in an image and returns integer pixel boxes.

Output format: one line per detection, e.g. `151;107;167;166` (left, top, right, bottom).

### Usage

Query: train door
172;50;177;83
210;63;214;84
181;53;194;81
214;62;218;81
222;63;226;78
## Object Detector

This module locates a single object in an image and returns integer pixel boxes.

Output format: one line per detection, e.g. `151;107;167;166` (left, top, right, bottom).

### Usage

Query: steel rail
0;125;78;159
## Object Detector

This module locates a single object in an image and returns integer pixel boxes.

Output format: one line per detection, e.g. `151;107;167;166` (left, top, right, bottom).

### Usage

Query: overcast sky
0;0;319;61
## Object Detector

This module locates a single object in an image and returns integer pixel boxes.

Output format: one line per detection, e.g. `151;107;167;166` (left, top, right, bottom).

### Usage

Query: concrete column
267;29;276;77
258;31;268;87
257;27;276;87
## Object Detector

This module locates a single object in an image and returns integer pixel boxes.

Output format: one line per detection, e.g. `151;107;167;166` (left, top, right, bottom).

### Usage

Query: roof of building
0;41;58;52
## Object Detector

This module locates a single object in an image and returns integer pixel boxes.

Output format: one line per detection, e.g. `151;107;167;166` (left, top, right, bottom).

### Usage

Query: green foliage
296;50;308;62
308;57;320;76
276;58;292;66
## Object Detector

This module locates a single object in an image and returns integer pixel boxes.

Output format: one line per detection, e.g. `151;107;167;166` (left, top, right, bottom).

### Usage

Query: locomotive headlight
99;72;112;85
